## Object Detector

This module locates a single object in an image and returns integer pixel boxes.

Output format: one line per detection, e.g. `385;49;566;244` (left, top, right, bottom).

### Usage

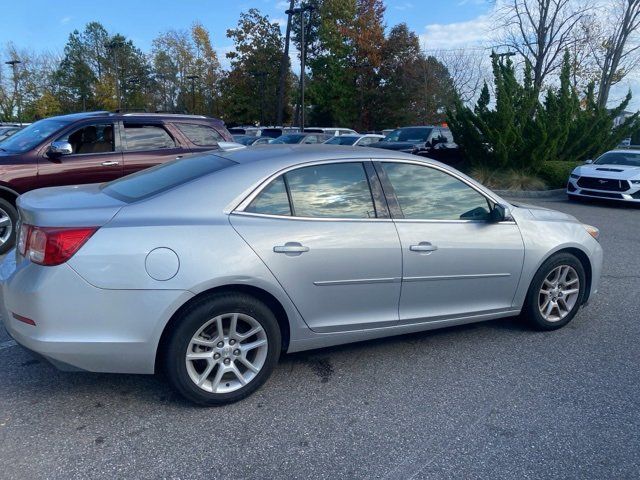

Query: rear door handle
101;160;119;166
273;242;309;255
410;242;438;253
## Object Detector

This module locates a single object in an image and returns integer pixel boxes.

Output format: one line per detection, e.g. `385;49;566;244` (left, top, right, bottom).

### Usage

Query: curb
494;188;565;199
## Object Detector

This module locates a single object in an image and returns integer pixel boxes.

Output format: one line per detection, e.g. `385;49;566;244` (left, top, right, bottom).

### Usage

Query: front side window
175;123;223;146
244;163;376;219
123;123;175;151
59;123;115;154
382;162;491;220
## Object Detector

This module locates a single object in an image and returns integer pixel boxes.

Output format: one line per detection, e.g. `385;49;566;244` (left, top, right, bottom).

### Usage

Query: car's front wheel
164;292;281;406
0;198;18;255
522;252;587;330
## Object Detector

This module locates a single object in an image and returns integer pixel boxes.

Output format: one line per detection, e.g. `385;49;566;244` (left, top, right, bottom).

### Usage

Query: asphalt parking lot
0;196;638;479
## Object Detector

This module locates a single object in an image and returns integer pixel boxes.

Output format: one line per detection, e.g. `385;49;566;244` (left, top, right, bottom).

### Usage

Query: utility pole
186;74;199;114
251;72;267;125
276;0;295;126
106;39;125;111
5;59;22;125
490;51;516;62
286;4;314;130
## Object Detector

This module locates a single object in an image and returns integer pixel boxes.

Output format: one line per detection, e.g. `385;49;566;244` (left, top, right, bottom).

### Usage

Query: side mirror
488;203;511;223
49;141;73;156
584;159;593;164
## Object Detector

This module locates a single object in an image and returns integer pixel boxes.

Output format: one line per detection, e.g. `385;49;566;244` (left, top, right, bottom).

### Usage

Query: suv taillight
19;225;97;266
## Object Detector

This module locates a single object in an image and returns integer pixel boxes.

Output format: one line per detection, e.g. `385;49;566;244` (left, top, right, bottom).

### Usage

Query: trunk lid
17;183;125;227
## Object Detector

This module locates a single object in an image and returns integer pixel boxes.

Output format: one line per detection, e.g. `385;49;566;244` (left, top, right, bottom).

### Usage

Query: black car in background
370;126;460;164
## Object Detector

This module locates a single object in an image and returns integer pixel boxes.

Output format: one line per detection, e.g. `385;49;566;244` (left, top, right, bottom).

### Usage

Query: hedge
538;160;584;189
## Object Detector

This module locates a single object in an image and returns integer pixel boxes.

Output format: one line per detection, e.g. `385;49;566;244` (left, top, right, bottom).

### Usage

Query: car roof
215;144;424;167
41;111;224;124
607;149;640;155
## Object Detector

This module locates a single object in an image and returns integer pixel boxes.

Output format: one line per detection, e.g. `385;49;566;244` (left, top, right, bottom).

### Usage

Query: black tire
163;292;281;406
522;252;587;331
0;198;18;255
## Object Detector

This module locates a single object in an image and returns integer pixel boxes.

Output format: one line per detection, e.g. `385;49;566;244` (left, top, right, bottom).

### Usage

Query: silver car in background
567;149;640;203
1;146;603;405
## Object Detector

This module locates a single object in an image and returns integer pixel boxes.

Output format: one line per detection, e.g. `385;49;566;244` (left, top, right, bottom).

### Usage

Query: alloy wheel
538;265;580;322
185;313;269;394
0;207;12;246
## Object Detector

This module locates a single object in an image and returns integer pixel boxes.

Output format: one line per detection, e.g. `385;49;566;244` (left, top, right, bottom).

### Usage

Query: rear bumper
0;252;193;374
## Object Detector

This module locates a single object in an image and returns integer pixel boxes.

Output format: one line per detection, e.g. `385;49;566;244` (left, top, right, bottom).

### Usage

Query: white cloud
420;13;493;51
394;2;414;10
60;16;72;25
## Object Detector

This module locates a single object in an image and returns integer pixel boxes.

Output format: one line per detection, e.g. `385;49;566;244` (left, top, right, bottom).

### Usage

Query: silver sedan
0;146;603;405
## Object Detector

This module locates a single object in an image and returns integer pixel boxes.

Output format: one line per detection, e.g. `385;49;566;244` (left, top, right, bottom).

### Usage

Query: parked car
228;127;261;137
232;135;272;146
269;133;332;144
0;111;232;253
0;145;602;405
303;127;358;136
0;126;22;142
324;134;384;146
371;126;460;164
260;127;300;138
567;149;640;203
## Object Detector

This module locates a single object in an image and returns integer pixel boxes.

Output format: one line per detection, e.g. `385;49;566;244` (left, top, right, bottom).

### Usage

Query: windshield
0;118;71;153
594;151;640;167
102;154;236;203
270;134;304;144
325;136;359;145
233;135;257;146
384;127;432;143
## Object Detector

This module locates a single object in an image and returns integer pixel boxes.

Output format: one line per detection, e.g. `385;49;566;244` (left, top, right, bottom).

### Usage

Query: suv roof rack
121;112;209;119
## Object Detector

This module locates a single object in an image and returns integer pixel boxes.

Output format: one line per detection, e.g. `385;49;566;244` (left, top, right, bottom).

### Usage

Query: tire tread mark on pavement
0;340;17;351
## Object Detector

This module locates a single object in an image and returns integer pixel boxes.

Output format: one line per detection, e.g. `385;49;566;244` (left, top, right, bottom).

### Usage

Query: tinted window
59;123;115;154
383;162;491;220
270;134;305;144
325;136;358;145
286;163;375;218
102;154;235;203
0;118;71;153
175;123;223;146
246;177;291;216
385;128;432;143
123;123;175;151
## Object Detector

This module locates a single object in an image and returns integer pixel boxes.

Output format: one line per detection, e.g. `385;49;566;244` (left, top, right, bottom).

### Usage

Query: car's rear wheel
522;253;586;330
164;292;281;406
0;198;17;255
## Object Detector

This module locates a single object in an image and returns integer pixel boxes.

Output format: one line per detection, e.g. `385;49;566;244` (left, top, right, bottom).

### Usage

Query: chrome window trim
231;157;515;224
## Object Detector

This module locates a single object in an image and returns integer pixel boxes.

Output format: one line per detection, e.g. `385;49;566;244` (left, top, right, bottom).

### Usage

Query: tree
447;51;639;174
220;9;290;125
498;0;592;94
585;0;640;107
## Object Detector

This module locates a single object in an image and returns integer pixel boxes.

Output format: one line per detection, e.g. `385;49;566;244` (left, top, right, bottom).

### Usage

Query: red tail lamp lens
21;225;98;266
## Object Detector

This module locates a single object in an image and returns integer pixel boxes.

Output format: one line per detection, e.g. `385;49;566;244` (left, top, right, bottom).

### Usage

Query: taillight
20;225;98;266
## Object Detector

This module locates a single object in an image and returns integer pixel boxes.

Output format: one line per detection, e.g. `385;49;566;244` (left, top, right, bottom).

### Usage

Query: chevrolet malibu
0;146;603;405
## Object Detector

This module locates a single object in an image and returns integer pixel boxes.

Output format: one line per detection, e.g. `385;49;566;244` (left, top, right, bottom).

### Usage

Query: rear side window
175;123;224;146
123;123;175;151
246;163;376;219
246;177;291;216
102;154;235;202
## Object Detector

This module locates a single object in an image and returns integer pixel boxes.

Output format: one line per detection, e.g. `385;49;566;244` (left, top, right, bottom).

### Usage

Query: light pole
251;71;267;125
276;0;295;126
106;39;125;111
5;59;22;125
286;4;314;129
186;74;199;114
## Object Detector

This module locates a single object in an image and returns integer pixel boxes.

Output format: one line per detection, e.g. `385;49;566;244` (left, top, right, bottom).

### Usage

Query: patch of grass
470;167;547;191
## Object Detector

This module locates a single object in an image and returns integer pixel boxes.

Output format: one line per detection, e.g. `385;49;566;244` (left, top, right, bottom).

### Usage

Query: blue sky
0;0;493;59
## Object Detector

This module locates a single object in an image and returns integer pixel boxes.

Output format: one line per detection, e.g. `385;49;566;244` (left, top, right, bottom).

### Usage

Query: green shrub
539;160;583;188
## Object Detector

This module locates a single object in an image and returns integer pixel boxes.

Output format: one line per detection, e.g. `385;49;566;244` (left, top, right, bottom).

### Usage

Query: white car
323;134;384;147
567;149;640;203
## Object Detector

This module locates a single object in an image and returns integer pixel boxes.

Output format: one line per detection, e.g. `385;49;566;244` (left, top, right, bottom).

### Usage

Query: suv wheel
0;198;18;255
164;293;281;405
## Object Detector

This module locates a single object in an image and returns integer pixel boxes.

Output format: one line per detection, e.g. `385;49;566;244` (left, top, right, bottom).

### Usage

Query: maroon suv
0;111;232;253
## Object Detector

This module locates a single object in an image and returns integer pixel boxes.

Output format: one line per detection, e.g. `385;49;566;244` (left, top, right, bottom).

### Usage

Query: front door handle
101;160;119;166
273;242;309;256
410;242;438;253
176;155;183;160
